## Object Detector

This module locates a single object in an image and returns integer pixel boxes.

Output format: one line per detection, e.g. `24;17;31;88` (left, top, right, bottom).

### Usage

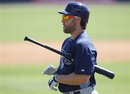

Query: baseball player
43;1;98;94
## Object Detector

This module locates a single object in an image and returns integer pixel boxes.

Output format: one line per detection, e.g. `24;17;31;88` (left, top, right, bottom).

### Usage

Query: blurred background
0;0;130;94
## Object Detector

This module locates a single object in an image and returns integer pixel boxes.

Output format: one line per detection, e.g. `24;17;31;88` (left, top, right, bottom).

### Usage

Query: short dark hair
81;19;86;30
80;13;89;30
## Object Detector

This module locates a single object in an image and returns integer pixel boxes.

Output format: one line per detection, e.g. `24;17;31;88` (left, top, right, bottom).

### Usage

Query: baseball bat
24;36;115;79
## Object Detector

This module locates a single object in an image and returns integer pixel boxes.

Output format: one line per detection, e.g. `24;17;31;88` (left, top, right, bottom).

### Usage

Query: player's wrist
54;74;58;82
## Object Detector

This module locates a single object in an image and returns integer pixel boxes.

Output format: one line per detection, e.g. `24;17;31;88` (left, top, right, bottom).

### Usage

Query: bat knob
24;36;29;41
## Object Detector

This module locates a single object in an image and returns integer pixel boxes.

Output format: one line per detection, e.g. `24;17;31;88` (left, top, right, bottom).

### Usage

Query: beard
63;26;75;34
63;20;76;34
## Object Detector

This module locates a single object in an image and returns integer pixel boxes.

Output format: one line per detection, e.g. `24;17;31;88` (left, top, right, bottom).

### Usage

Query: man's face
61;15;77;34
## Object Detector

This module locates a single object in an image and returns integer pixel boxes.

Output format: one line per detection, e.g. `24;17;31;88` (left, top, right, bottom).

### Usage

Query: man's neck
71;28;84;40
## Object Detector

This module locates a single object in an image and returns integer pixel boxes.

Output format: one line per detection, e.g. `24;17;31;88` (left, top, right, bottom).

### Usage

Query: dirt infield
0;40;129;65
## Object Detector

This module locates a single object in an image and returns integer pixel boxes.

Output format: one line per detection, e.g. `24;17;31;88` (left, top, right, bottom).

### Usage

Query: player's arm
55;73;91;85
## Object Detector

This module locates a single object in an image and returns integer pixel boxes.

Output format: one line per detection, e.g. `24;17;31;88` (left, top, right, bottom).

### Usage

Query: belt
65;91;80;94
63;86;93;94
64;81;91;94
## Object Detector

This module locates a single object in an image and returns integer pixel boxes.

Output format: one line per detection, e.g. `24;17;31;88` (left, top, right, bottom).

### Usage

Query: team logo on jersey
60;49;72;65
60;61;64;69
81;69;85;72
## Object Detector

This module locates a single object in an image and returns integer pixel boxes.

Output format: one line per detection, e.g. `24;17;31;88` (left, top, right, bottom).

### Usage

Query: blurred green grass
0;61;130;94
0;3;130;94
0;3;130;41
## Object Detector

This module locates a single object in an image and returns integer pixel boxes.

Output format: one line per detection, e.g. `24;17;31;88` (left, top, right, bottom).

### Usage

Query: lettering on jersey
60;61;64;69
60;49;72;65
81;69;85;72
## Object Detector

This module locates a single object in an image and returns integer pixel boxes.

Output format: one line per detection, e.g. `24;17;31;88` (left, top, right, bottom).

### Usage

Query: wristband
54;74;58;82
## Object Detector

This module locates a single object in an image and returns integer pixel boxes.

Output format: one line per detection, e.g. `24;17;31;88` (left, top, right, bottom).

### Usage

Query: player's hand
48;75;59;91
42;65;57;75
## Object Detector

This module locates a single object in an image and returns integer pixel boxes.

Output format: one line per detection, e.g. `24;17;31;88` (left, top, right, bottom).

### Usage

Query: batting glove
42;65;57;75
48;75;59;91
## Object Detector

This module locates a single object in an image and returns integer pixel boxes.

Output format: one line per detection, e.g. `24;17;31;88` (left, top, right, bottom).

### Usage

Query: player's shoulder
75;32;96;50
76;32;91;44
